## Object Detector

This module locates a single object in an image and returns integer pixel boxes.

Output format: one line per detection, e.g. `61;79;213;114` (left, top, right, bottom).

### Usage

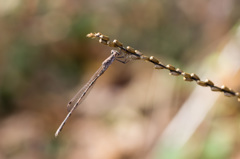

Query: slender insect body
55;49;124;137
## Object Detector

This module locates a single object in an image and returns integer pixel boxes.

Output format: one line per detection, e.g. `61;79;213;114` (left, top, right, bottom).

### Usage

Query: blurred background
0;0;240;159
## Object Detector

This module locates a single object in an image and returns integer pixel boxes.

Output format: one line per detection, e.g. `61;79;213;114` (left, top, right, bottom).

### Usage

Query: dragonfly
55;49;130;137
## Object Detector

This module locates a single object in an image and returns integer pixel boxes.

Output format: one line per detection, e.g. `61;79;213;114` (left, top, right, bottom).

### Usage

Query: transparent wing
66;65;105;111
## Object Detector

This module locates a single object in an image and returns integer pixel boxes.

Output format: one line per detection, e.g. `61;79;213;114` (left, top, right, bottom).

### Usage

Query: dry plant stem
55;50;121;137
55;32;240;137
87;32;240;102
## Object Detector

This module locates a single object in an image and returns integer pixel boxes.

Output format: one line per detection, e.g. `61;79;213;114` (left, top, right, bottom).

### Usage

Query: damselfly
56;32;240;137
55;50;127;137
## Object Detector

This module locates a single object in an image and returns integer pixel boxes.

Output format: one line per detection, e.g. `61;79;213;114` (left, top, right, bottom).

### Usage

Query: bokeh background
1;0;240;159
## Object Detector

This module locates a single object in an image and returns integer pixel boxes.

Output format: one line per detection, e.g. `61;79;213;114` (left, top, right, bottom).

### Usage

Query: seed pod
237;93;240;102
224;92;235;97
126;46;135;54
141;55;149;61
221;85;234;97
135;50;143;56
176;68;183;73
169;70;181;76
205;79;214;87
182;72;193;81
149;56;159;64
183;77;193;81
107;41;115;47
197;80;208;87
99;39;108;45
236;92;240;98
154;64;164;69
113;39;123;47
235;92;240;101
166;64;175;71
95;32;101;37
221;85;230;92
211;86;222;92
182;72;191;78
86;33;95;38
100;35;110;41
190;73;200;80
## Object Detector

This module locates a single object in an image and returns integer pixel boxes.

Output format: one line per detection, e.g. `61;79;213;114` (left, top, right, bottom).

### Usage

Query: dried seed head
211;86;222;92
149;56;159;64
205;79;214;87
135;50;143;56
169;70;181;76
107;41;115;47
183;77;193;81
126;46;135;54
236;92;240;98
141;55;149;61
113;39;123;47
166;64;175;71
86;33;95;38
221;85;230;92
182;72;191;78
86;32;240;102
221;85;235;97
197;80;208;87
176;68;183;73
100;35;109;41
182;72;194;81
224;92;235;97
154;64;164;69
95;32;101;37
99;39;108;45
190;73;200;80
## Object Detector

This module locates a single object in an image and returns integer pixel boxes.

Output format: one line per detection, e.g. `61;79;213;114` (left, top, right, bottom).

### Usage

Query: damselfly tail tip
55;130;60;138
55;126;62;137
